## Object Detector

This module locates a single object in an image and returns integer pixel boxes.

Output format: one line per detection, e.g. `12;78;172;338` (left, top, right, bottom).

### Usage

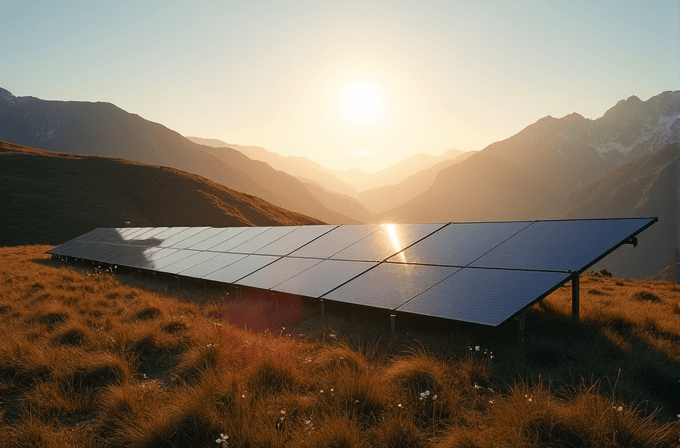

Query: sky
1;1;678;172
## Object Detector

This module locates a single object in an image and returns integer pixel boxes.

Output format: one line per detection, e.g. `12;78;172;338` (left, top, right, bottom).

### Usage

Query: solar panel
208;227;270;252
397;268;570;326
236;257;323;290
229;226;299;253
178;252;249;278
158;250;223;275
152;249;204;271
46;229;100;255
331;223;445;262
168;227;222;249
322;263;459;309
92;228;128;244
288;225;382;259
254;225;338;256
117;247;182;270
159;227;211;248
470;218;656;272
273;259;378;298
98;244;150;265
201;255;280;283
191;227;249;251
149;227;190;245
389;221;532;266
47;218;657;328
128;227;170;245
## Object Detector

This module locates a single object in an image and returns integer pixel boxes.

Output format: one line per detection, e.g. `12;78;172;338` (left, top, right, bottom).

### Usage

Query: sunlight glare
343;83;380;122
384;224;406;262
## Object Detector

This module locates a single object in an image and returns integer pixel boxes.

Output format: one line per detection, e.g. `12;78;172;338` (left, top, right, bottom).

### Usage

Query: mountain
356;151;476;215
186;137;374;222
0;89;357;224
186;137;358;197
329;148;465;192
0;140;322;247
557;142;679;280
383;91;680;225
300;180;375;224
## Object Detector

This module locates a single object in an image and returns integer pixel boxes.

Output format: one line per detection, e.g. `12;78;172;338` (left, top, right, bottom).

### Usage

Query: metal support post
390;314;396;335
572;274;580;323
518;311;525;358
320;299;325;320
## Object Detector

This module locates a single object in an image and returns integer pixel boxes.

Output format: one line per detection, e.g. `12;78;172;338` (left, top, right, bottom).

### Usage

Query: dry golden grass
0;246;678;447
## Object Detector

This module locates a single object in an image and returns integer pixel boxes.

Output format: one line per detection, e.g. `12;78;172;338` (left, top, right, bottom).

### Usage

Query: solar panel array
47;218;656;326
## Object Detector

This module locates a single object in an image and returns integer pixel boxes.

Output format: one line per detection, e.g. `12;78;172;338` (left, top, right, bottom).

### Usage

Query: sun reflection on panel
384;224;406;263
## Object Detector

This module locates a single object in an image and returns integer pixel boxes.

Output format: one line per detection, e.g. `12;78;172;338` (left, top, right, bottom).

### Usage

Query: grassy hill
0;245;677;447
0;141;323;247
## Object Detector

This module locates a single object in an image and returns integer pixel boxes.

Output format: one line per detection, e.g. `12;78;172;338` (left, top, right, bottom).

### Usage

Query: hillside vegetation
0;245;678;447
0;141;322;247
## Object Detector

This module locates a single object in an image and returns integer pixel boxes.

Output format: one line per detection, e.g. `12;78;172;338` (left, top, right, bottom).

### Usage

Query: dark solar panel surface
229;226;299;254
274;259;378;298
323;263;458;309
397;268;570;326
208;227;270;252
202;255;280;283
288;225;382;259
236;257;324;290
470;218;655;272
255;225;338;256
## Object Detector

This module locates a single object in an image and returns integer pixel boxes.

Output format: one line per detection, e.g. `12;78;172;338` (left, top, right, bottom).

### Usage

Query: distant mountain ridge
383;90;680;224
0;140;321;246
328;148;465;192
186;137;359;198
0;89;359;224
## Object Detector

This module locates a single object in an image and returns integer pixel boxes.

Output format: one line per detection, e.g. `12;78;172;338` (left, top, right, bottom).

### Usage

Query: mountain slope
186;137;358;197
300;180;375;224
0;140;322;247
0;89;355;224
356;151;476;215
384;91;680;224
557;142;680;280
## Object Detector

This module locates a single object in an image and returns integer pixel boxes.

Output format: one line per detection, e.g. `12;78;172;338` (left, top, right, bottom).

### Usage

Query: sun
342;83;380;122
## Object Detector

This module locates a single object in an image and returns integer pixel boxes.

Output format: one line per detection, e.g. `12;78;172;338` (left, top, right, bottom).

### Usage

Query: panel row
47;218;656;326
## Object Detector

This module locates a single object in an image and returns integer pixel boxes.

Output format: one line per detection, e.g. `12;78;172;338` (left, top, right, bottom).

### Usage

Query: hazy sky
2;1;678;171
